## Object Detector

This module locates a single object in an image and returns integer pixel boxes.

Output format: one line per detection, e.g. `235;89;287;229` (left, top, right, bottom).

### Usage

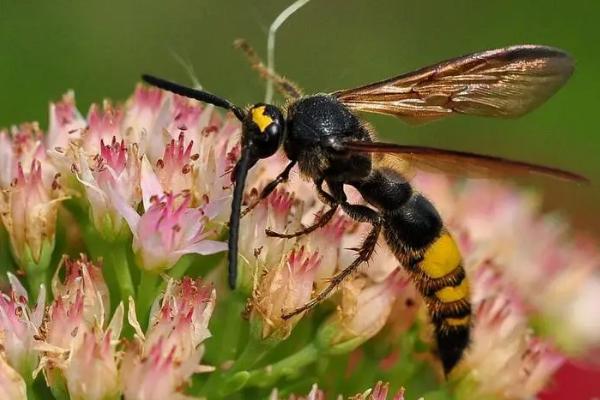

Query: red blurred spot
540;361;600;399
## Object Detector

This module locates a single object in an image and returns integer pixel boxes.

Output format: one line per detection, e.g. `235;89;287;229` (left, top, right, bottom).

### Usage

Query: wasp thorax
244;103;285;159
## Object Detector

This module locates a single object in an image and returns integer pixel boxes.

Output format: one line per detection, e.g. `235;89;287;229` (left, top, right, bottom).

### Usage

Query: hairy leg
265;178;339;238
282;180;383;319
241;160;296;218
282;215;382;319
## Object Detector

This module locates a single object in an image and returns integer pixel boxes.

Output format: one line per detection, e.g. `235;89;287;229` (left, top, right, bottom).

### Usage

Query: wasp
142;43;585;374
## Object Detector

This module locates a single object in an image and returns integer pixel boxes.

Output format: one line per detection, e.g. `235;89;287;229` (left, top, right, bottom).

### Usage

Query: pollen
251;105;273;133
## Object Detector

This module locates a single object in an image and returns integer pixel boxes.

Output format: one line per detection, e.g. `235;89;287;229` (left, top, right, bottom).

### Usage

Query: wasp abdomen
372;190;470;374
415;231;471;374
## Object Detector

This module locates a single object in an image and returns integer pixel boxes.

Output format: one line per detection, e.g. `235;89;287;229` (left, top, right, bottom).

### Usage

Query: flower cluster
0;86;598;399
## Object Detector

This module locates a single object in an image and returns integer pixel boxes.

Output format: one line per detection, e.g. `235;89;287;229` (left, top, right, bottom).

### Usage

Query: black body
284;95;470;373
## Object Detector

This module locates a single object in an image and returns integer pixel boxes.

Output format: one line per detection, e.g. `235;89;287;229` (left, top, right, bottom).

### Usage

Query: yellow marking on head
420;233;462;279
435;279;469;303
251;105;273;133
445;316;470;327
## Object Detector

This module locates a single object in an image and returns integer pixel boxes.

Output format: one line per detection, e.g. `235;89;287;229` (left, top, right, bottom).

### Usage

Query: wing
344;141;587;183
333;45;574;124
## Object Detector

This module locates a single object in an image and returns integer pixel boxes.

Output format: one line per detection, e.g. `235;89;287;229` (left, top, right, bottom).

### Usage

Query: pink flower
123;277;216;400
44;288;85;352
122;85;165;148
192;116;240;222
243;189;298;259
145;277;216;363
0;355;27;400
40;255;122;399
270;384;325;400
0;273;45;381
318;269;409;354
237;188;301;290
121;339;200;400
354;381;406;400
139;111;240;222
46;91;86;151
113;191;226;272
0;129;14;188
140;92;214;164
272;382;407;400
252;247;321;339
150;133;197;196
301;211;350;287
454;265;565;398
50;255;110;327
81;103;125;155
63;324;122;400
74;135;142;239
4;123;47;181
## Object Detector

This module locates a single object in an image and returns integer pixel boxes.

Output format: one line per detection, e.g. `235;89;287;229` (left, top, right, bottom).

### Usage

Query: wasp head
243;103;285;159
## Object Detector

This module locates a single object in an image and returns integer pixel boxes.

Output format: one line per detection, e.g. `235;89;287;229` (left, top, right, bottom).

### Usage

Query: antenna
141;74;245;121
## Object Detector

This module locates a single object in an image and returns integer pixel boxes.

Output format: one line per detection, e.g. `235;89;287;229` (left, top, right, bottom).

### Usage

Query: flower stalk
135;270;160;330
107;242;134;307
245;342;320;388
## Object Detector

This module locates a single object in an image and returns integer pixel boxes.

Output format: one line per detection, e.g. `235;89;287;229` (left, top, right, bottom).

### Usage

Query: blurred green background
0;0;598;234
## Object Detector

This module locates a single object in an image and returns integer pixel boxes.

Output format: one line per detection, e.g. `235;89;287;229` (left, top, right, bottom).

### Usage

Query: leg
266;178;338;238
282;180;383;319
241;161;296;218
234;39;303;100
266;206;338;238
282;214;382;319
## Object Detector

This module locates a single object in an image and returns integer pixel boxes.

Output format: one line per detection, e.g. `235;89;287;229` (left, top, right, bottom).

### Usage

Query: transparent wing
333;45;574;124
344;141;587;182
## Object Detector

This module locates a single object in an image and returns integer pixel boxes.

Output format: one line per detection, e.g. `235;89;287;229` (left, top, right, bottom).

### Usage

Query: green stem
158;255;193;294
26;385;40;400
0;225;15;274
168;255;193;280
245;342;320;388
23;240;54;299
229;333;275;373
136;270;160;330
24;262;46;299
201;316;279;399
108;244;135;302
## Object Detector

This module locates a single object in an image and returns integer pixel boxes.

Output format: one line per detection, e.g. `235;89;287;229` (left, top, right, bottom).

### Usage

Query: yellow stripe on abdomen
444;315;470;327
401;229;471;374
435;279;469;303
420;232;462;279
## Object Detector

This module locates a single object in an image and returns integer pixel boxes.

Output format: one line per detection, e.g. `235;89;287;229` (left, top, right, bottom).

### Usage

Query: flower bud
1;158;62;268
0;273;45;381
